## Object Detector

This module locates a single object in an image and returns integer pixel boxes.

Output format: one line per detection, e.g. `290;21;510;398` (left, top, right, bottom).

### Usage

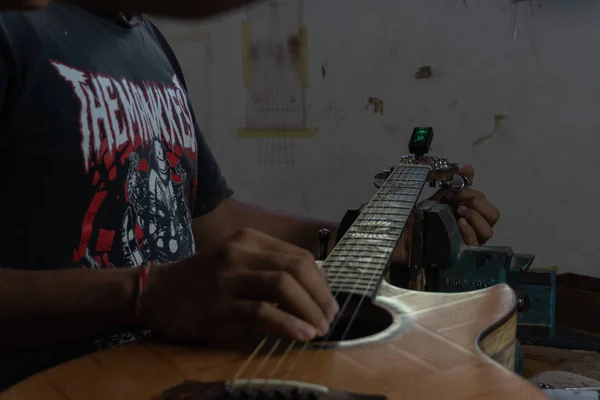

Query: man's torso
0;5;200;270
0;4;204;387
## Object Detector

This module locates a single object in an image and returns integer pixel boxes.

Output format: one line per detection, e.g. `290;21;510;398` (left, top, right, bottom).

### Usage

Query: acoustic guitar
1;160;548;400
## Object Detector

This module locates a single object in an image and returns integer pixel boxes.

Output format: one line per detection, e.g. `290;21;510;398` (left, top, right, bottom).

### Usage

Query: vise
407;199;556;340
331;127;556;342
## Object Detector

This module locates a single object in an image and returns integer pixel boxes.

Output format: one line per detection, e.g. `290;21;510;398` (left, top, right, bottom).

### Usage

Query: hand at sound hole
139;228;339;344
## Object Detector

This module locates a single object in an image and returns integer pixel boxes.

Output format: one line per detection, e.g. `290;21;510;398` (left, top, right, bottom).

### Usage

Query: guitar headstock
373;127;468;192
398;154;459;185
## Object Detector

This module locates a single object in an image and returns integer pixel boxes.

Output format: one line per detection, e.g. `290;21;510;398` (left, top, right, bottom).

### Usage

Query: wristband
134;262;152;327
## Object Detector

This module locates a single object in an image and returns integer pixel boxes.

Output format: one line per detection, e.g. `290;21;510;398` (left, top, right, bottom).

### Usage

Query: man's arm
192;167;499;263
192;198;339;257
0;267;139;349
0;33;139;350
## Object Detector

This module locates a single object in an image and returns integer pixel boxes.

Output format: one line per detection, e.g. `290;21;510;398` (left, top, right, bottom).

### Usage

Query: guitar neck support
408;200;556;341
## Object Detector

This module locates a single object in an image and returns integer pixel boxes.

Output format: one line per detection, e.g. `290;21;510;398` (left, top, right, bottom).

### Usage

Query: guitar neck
323;164;431;298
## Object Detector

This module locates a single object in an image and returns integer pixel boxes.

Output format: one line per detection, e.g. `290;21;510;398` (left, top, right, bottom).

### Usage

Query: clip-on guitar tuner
373;127;469;193
322;127;556;360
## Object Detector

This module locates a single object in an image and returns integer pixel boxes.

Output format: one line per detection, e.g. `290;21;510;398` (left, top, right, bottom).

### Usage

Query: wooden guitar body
1;282;548;400
1;163;548;399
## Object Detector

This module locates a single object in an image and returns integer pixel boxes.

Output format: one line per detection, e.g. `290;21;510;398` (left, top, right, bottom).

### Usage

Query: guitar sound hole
314;292;393;342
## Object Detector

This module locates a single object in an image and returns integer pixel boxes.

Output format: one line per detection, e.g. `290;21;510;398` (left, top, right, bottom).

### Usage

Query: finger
465;196;500;226
457;206;493;244
431;168;474;203
232;300;320;342
316;261;328;280
243;250;339;323
441;188;484;204
458;217;479;245
458;165;475;185
230;228;313;258
230;270;331;336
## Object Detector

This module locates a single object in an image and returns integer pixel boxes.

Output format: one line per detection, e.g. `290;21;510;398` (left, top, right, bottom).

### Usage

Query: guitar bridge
155;380;388;400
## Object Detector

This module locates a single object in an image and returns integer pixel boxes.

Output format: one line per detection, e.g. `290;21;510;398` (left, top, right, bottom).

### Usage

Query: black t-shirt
0;4;232;388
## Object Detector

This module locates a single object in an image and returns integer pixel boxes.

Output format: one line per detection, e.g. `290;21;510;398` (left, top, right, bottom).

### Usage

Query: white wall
154;0;600;277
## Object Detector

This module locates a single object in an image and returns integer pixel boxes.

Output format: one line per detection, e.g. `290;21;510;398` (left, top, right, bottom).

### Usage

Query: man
0;1;499;390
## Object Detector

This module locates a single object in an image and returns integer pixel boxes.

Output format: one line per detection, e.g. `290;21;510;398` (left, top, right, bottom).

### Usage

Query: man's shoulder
139;17;189;91
0;3;72;26
0;4;88;50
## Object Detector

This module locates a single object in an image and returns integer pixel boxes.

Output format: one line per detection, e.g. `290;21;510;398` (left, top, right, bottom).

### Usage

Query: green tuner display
409;127;433;157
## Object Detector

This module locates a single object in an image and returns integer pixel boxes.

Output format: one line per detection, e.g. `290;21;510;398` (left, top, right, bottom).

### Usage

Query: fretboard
323;164;430;298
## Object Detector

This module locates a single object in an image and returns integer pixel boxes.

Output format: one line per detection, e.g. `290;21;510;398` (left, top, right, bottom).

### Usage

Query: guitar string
233;1;423;386
297;167;418;380
268;266;346;381
271;165;416;383
284;165;414;379
281;264;366;382
336;172;420;340
232;164;417;386
234;164;404;382
231;0;301;384
232;231;353;384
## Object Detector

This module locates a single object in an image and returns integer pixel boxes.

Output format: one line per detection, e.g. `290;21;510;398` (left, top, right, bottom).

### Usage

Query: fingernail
320;269;329;281
319;317;330;336
458;206;468;214
297;323;317;341
459;218;468;226
327;300;340;323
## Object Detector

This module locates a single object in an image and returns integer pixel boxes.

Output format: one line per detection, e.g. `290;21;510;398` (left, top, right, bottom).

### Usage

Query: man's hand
140;228;339;344
432;165;500;245
395;166;499;262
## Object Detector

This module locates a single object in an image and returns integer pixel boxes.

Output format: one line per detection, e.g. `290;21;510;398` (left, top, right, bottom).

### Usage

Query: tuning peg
450;174;469;192
373;170;390;188
318;229;331;261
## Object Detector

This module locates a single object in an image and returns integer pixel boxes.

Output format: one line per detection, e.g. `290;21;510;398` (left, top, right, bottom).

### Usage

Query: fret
325;268;385;280
387;167;429;177
360;208;412;217
330;280;381;289
328;249;391;260
342;232;399;242
325;257;389;269
328;274;383;284
329;284;378;294
334;239;394;248
368;199;414;209
366;195;418;202
332;244;392;255
326;255;391;265
326;273;385;288
327;257;388;268
364;200;415;211
375;187;421;196
330;285;377;292
322;164;430;299
359;212;412;220
379;182;423;191
325;259;392;275
370;191;418;199
327;272;383;284
385;177;426;184
336;236;401;245
358;215;409;224
347;224;404;235
365;207;412;216
352;219;399;227
330;281;380;290
324;261;388;274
